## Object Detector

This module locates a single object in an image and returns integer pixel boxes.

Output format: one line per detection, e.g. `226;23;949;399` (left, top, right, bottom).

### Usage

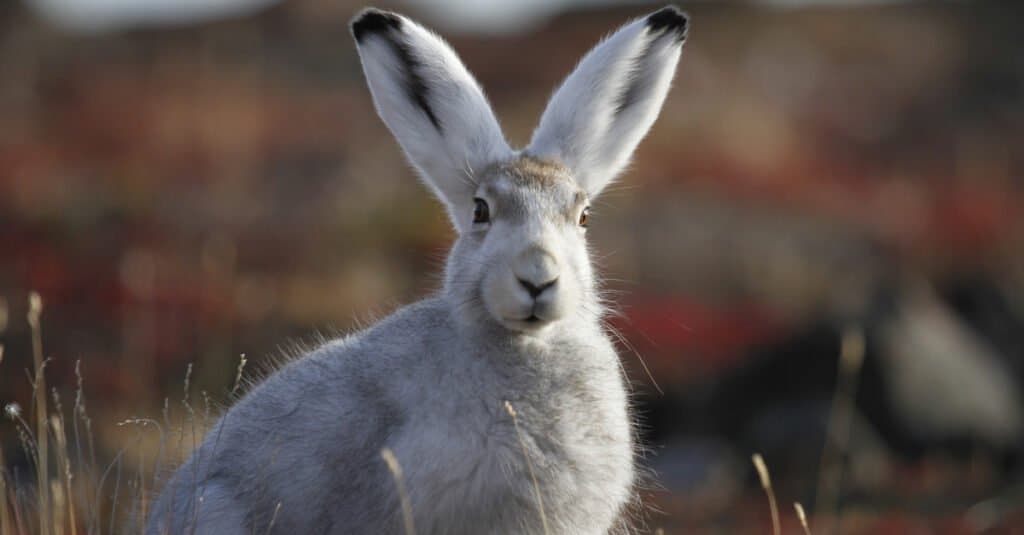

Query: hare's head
352;6;687;334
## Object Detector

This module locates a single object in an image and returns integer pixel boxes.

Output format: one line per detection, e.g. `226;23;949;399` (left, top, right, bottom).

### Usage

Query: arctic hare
147;5;688;534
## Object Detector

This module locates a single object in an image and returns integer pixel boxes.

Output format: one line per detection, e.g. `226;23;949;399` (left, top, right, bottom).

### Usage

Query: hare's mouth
502;310;556;333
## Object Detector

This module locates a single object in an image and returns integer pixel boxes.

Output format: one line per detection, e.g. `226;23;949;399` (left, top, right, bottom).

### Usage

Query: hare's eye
578;206;591;228
473;198;490;224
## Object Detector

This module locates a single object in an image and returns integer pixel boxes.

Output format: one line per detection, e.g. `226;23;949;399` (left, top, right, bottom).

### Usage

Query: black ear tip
351;8;402;43
646;5;689;43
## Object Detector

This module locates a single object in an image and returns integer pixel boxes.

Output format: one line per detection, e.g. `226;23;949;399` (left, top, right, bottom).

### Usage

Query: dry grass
0;294;872;534
381;448;415;535
1;293;211;534
814;325;866;533
741;328;866;535
1;442;10;535
751;453;780;535
506;400;551;535
28;292;51;535
752;455;819;535
794;502;812;535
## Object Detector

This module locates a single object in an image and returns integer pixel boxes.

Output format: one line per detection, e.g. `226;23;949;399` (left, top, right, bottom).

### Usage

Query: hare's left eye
578;206;590;227
473;198;490;224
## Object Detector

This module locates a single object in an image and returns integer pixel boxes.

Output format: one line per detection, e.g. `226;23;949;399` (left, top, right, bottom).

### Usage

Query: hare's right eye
472;198;490;224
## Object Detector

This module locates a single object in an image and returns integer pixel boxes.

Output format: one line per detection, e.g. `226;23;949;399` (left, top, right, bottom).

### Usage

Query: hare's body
148;297;631;534
149;5;687;534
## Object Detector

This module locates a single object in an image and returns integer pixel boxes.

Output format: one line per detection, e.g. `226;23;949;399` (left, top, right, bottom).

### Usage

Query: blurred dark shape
941;273;1024;380
649;274;1024;501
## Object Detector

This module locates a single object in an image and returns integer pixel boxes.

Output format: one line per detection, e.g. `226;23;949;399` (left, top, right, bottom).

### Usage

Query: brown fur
489;156;572;188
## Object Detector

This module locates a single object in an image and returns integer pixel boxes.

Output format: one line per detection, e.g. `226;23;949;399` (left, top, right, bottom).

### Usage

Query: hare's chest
399;343;634;532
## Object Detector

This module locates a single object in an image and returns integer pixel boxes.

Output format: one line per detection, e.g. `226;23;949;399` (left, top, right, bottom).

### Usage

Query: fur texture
147;6;688;534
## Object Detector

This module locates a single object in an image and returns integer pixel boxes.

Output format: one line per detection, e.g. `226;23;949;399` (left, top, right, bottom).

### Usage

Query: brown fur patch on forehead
487;156;573;188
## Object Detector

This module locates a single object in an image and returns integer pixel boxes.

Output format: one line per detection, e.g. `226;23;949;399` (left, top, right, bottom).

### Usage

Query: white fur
528;12;684;196
354;12;513;231
147;6;687;534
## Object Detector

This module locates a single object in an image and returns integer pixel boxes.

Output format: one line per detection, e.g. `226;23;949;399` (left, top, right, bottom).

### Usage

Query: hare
147;5;688;535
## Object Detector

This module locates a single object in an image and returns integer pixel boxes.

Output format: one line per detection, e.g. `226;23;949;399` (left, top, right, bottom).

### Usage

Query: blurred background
2;0;1024;533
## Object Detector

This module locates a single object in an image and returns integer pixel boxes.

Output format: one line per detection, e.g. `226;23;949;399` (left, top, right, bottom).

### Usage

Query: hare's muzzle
483;243;572;332
512;246;560;301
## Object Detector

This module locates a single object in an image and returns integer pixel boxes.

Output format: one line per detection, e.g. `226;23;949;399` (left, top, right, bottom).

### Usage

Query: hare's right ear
527;6;688;198
351;9;512;231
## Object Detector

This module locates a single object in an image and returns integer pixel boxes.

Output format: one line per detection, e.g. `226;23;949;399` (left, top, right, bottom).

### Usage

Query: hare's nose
518;277;557;298
512;247;560;299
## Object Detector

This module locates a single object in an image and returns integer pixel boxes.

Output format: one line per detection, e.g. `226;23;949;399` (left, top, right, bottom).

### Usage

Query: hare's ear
351;9;512;231
527;6;688;198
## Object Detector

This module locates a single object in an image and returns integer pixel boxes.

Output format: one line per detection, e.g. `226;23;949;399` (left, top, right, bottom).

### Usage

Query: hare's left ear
527;6;688;198
352;9;513;231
